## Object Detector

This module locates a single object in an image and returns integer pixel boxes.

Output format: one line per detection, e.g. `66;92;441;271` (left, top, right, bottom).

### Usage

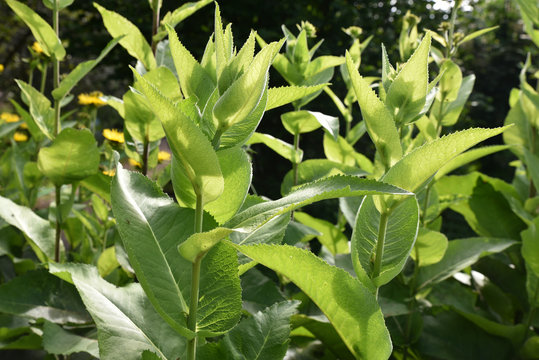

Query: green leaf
53;37;120;100
411;228;448;267
42;321;99;357
0;269;90;324
156;0;213;41
417;237;517;289
346;52;402;168
521;216;539;278
439;74;475;127
225;175;412;233
458;26;499;46
42;0;74;10
323;133;374;173
213;40;283;132
306;56;345;78
111;165;241;337
281;159;366;195
231;243;392;359
281;110;339;139
386;33;431;125
352;195;419;290
132;68;224;205
266;84;328;111
6;0;65;60
454;310;526;347
166;24;215;107
37;128;100;185
10;100;44;142
179;227;233;263
205;301;299;360
218;31;256;94
248;132;303;163
294;212;349;255
434;145;510;180
15;80;54;140
49;263;186;360
381;126;509;197
438;59;463;102
97;246;119;277
0;195;55;261
94;3;156;70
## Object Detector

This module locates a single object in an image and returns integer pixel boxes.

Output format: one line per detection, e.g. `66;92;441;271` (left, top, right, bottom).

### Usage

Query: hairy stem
187;193;204;360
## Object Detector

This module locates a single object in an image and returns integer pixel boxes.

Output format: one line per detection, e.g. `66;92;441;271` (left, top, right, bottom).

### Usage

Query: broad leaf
294;212;349;255
0;195;55;260
346;52;402;168
7;0;65;60
111;165;241;337
50;263;186;360
0;269;89;324
53;37;121;100
42;321;99;357
38;128;100;185
352;195;419;290
417;237;517;289
281;110;339;139
521;216;539;278
232;243;392;359
411;228;448;267
15;80;54;140
323;133;374;173
133;69;224;205
94;3;156;70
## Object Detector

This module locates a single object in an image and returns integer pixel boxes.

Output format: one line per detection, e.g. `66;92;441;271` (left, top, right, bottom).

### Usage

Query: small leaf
155;0;212;41
49;263;186;360
6;0;65;59
179;227;233;262
231;243;392;359
266;84;328;110
346;52;402;168
323;133;374;173
42;0;74;10
15;80;54;140
458;26;499;46
94;3;156;70
53;37;121;100
417;237;517;289
38;128;100;185
411;228;448;267
294;212;349;255
281;110;339;139
248;132;303;163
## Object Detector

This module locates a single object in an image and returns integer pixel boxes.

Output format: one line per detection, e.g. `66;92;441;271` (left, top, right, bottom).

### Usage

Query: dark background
0;0;535;202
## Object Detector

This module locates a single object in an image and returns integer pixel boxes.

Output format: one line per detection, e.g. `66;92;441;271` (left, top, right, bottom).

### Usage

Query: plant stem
53;2;62;262
422;184;431;226
151;0;161;54
39;64;48;94
373;211;389;298
446;0;460;59
187;193;204;360
142;131;149;176
292;132;300;187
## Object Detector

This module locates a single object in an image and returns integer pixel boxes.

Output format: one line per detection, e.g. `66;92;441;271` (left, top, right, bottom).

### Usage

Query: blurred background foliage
0;0;536;199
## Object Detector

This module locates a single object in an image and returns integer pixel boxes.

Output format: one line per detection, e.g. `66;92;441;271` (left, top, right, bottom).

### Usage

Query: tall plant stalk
52;0;62;262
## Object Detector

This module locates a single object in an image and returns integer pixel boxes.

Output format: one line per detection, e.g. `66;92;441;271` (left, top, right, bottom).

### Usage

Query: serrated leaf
49;263;186;360
417;237;517;289
281;110;339;139
53;37;121;100
132;69;224;205
386;33;431;125
352;195;419;290
94;3;156;70
218;31;256;94
281;159;366;195
323;133;374;173
225;175;412;233
111;165;241;337
231;243;392;359
346;52;402;168
305;56;345;78
435;145;510;180
15;80;54;140
294;212;349;255
155;0;212;41
166;24;215;107
0;269;89;324
7;0;65;59
38;128;100;185
266;84;327;110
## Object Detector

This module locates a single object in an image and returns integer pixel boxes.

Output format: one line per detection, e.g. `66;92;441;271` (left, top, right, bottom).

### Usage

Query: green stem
211;127;224;151
39;64;48;94
373;211;389;298
422;184;431;226
523;285;539;343
151;1;161;54
142;131;149;176
187;193;204;360
53;2;62;262
28;68;34;87
292;132;300;187
446;0;460;59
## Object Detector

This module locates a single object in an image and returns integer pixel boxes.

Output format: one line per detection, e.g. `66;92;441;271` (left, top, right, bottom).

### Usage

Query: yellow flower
102;128;124;143
13;132;28;142
102;169;116;177
19;122;28;130
0;64;4;73
1;112;20;123
158;151;171;162
128;158;142;168
31;41;44;54
78;91;106;107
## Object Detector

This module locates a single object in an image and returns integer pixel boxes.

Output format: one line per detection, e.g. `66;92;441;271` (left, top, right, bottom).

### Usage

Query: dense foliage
0;0;539;359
